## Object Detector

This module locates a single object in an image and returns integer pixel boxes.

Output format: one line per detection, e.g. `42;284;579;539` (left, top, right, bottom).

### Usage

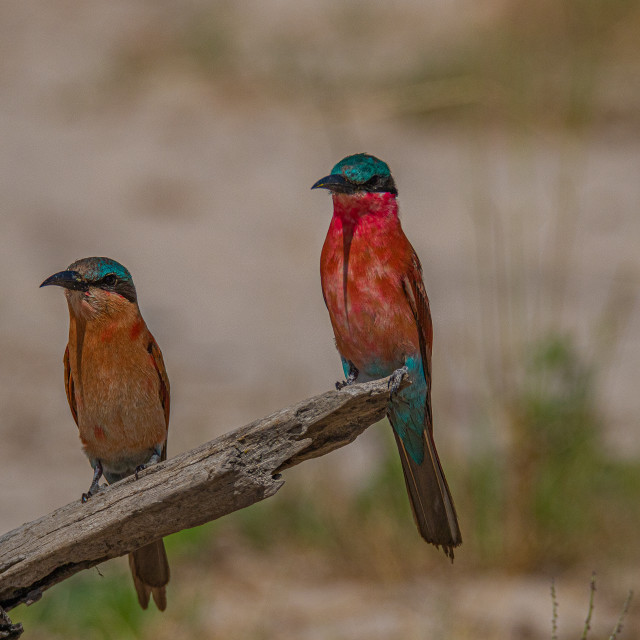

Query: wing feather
147;337;170;460
63;345;78;426
399;250;462;554
401;251;433;428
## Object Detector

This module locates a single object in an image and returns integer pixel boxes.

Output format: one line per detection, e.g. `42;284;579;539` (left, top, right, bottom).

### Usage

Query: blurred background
1;0;639;638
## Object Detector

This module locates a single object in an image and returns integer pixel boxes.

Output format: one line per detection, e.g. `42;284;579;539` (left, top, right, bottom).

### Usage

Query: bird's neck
66;293;145;349
66;289;140;324
331;192;399;227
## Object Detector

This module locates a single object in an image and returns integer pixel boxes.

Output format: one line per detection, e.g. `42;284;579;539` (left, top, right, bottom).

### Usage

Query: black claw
81;484;103;503
81;485;102;502
135;452;161;479
82;461;103;503
336;361;359;391
388;365;409;400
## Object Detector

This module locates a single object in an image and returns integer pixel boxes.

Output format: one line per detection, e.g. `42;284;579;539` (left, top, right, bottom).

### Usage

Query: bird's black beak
311;174;356;194
40;270;88;292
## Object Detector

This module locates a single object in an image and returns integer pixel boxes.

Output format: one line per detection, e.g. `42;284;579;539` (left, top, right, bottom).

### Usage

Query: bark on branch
0;375;407;612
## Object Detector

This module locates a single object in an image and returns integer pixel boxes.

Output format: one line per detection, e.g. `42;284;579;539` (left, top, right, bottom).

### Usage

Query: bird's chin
66;290;101;320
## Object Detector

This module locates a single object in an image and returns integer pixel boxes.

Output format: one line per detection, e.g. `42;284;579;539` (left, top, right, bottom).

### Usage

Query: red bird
313;154;461;559
41;257;170;610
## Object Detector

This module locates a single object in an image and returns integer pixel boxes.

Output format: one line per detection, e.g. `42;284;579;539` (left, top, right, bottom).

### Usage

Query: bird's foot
335;362;359;390
388;365;409;399
0;605;23;639
81;486;105;503
135;453;161;479
81;461;103;503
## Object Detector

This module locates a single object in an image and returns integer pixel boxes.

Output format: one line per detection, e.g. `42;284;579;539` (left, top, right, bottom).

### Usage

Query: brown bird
41;257;170;610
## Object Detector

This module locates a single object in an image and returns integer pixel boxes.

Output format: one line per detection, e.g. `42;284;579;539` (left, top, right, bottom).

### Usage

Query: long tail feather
392;427;461;560
128;540;170;611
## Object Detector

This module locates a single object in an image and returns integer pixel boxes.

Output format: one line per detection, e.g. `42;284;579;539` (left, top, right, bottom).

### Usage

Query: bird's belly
76;371;166;471
324;278;419;379
321;222;422;380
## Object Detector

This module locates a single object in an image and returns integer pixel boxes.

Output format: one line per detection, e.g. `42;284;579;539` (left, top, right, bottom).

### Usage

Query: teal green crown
331;153;391;185
68;257;133;283
41;256;137;303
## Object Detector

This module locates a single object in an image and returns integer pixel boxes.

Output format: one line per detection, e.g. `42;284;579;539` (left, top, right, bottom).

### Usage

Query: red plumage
320;192;424;377
318;184;461;558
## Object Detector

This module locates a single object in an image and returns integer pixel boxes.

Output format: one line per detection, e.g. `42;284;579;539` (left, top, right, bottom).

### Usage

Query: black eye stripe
101;274;118;287
86;273;137;302
361;174;398;195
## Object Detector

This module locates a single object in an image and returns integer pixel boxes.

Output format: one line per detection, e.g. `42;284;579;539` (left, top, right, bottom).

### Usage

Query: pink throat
331;192;398;224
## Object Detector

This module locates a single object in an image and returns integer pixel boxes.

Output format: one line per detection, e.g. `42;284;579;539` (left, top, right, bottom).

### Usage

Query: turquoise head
311;153;397;196
41;257;137;304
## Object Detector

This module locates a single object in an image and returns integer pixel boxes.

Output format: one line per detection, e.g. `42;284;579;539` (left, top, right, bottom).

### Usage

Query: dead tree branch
0;375;406;611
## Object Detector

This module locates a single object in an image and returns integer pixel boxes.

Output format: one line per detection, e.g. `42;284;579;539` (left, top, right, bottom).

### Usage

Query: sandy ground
1;1;639;637
177;556;637;640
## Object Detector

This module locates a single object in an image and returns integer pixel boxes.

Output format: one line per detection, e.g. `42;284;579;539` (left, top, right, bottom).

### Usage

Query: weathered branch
0;375;407;611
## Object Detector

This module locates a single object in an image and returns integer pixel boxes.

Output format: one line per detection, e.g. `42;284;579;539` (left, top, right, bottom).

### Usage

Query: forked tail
129;539;170;611
392;427;461;560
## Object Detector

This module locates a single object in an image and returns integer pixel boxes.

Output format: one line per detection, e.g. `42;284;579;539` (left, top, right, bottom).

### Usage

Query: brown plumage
43;257;171;610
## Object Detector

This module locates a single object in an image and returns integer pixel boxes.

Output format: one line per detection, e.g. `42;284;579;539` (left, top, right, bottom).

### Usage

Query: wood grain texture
0;375;407;611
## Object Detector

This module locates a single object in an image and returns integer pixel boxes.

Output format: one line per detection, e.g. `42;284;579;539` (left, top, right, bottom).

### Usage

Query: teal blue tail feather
387;360;462;559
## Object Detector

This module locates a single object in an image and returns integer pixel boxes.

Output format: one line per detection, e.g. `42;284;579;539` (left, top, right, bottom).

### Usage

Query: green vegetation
406;0;640;123
551;574;633;639
16;568;147;640
462;333;640;569
106;0;640;131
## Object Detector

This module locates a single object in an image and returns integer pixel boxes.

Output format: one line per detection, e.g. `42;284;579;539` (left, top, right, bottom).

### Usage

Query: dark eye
102;274;118;287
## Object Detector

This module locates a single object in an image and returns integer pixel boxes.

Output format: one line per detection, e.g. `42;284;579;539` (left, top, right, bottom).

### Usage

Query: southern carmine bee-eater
41;257;170;610
313;153;462;559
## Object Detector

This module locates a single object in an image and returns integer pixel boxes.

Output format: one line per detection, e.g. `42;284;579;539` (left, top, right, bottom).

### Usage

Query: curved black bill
40;270;88;292
311;173;356;194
